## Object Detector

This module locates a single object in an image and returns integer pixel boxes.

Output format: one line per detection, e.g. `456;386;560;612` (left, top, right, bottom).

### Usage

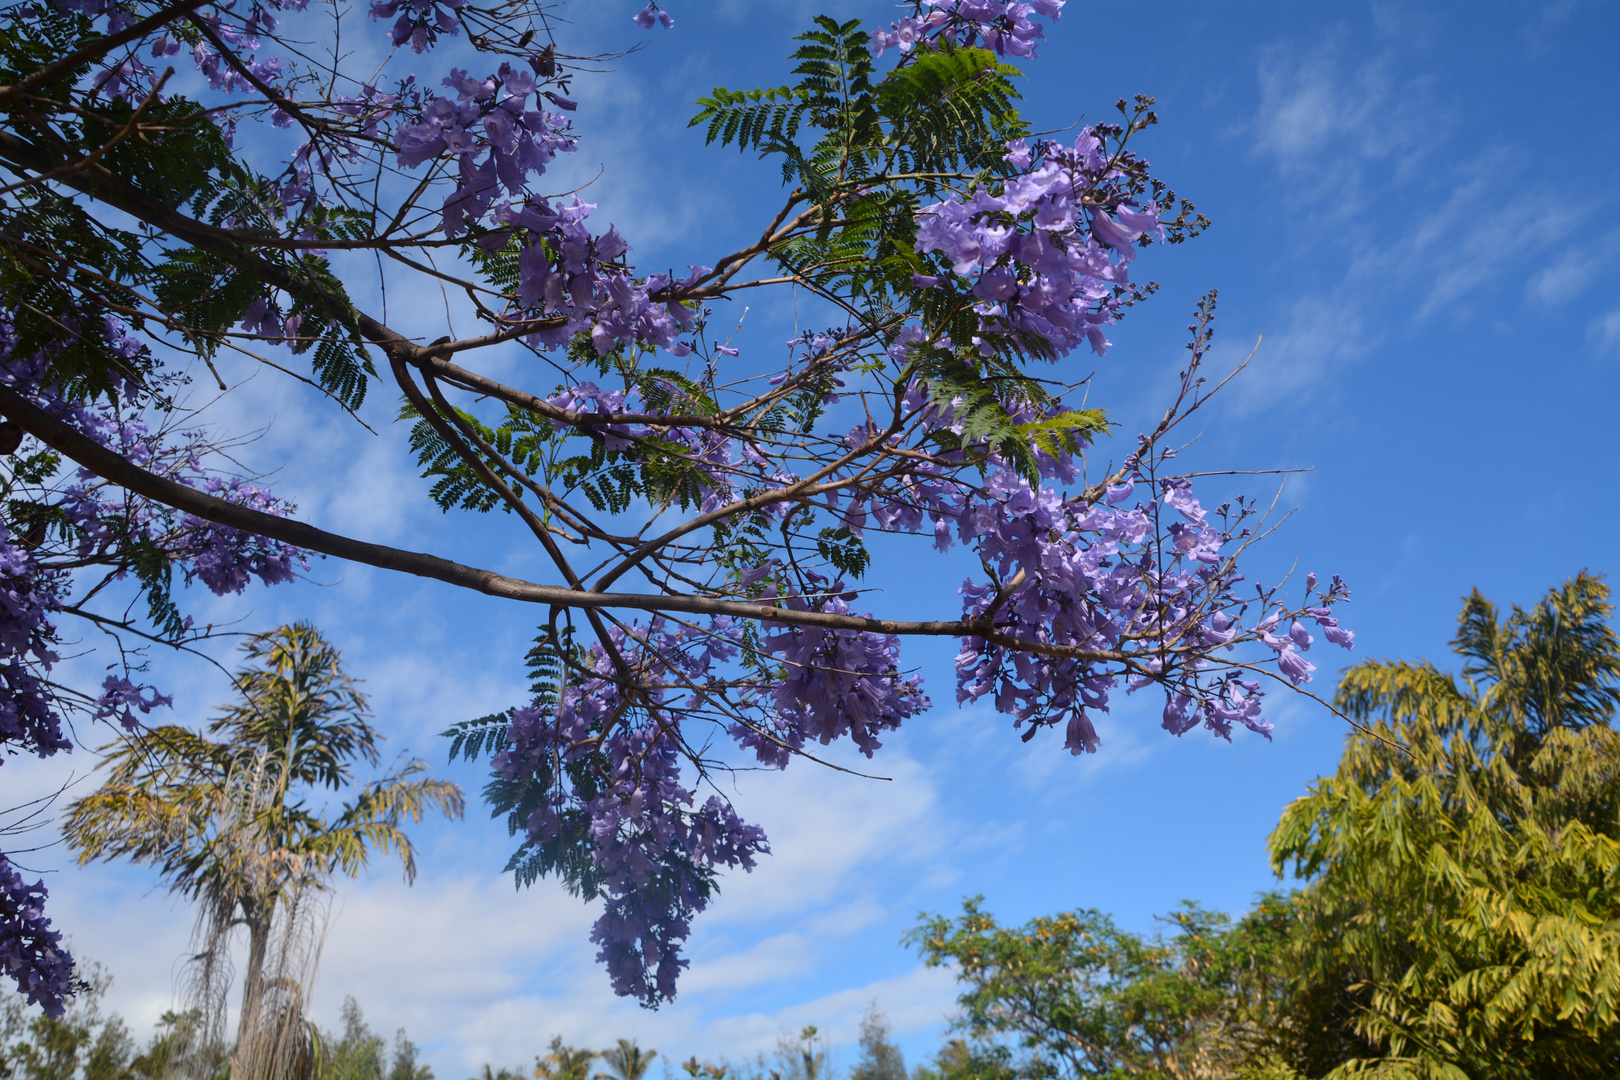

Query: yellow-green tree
535;1038;596;1080
594;1041;655;1080
1269;572;1620;1078
63;624;463;1080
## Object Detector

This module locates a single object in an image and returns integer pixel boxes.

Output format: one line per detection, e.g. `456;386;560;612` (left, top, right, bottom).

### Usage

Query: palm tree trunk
231;911;272;1080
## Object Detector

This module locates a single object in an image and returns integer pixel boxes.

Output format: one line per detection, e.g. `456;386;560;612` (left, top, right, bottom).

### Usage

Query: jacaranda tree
0;0;1358;1012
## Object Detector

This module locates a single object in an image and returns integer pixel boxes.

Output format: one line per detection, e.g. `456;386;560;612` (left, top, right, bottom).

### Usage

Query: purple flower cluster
395;65;573;187
870;0;1065;60
755;589;930;763
913;133;1163;359
495;201;696;354
92;674;174;731
178;479;303;595
632;3;674;30
539;374;766;498
944;464;1355;747
493;616;769;1003
49;423;307;600
67;0;295;103
696;372;1356;752
490;581;944;1002
189;11;285;94
0;529;71;761
369;0;465;53
0;855;72;1018
386;64;701;357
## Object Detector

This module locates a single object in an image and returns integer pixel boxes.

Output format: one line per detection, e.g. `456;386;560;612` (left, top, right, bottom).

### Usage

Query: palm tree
63;624;464;1080
535;1038;596;1080
593;1041;655;1080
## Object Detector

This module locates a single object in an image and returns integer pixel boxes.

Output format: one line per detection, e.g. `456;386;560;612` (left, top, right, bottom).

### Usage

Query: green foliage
908;574;1620;1080
535;1037;596;1080
402;356;724;522
0;7;374;411
873;47;1024;181
849;1006;906;1080
594;1039;655;1080
62;626;462;1080
65;623;466;900
692;21;1021;195
815;525;870;579
442;624;608;895
688;18;1079;483
910;898;1249;1079
1268;572;1620;1079
313;998;432;1080
0;966;210;1080
304;322;376;412
689;82;811;162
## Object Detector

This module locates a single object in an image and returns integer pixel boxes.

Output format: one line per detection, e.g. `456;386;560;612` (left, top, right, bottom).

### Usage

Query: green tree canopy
850;1006;906;1080
909;898;1255;1079
1268;572;1620;1078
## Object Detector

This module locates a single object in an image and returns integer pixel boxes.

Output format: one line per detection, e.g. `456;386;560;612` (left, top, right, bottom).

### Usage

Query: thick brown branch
0;0;208;105
0;379;1136;650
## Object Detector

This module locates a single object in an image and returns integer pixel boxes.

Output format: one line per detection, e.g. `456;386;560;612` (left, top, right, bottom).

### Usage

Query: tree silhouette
850;1007;905;1080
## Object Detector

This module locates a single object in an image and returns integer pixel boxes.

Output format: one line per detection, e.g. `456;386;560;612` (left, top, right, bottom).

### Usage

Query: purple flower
92;675;173;731
1277;647;1315;685
633;3;672;30
0;855;74;1017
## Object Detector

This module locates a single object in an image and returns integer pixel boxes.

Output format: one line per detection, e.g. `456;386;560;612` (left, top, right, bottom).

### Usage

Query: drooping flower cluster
913;132;1163;359
0;855;72;1017
757;589;930;762
382;63;699;357
492;616;770;1003
631;2;673;30
178;479;303;595
489;582;938;1002
370;0;465;54
0;527;71;761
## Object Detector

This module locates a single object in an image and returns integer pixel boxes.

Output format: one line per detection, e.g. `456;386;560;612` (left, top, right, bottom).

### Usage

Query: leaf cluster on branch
0;0;1349;1009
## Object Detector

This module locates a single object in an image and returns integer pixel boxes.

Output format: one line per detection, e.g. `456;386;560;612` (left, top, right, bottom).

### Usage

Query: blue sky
11;0;1620;1076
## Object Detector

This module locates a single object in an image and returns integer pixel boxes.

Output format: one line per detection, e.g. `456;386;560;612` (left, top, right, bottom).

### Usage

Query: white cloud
1216;296;1366;416
1235;31;1613;399
1527;230;1620;306
1247;36;1437;217
1591;309;1620;354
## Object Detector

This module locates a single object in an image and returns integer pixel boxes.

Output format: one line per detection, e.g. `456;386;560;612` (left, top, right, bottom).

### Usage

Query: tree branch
0;379;1133;648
